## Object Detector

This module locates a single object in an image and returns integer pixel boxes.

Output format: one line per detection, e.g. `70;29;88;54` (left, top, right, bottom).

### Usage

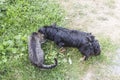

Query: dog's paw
80;56;86;62
68;57;72;64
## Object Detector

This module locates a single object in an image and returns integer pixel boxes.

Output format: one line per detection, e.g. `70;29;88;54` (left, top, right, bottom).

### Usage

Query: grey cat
28;32;57;69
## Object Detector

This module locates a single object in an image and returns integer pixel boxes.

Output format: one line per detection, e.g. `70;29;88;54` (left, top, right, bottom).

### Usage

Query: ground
0;0;120;80
58;0;120;80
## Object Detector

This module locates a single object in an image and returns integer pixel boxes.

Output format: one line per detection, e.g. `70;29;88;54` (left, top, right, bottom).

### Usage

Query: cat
28;32;57;69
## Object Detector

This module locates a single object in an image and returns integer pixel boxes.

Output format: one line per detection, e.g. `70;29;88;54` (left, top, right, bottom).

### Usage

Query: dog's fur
38;24;101;60
28;32;57;69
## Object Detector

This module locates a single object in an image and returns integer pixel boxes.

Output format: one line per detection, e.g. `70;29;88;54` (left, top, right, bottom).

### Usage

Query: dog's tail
40;58;58;69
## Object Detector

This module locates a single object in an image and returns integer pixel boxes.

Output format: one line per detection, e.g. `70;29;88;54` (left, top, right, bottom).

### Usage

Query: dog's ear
51;22;56;27
91;35;95;40
86;35;95;42
86;36;92;42
38;28;44;34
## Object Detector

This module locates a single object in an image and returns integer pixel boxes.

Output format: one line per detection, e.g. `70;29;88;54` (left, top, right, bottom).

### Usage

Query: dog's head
79;35;101;58
92;40;101;56
79;39;94;57
86;35;101;56
38;23;57;38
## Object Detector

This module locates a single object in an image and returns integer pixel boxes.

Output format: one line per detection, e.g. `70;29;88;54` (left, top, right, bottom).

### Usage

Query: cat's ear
51;22;56;27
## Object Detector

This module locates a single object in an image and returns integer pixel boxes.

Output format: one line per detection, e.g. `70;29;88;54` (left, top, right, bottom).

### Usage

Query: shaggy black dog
38;24;101;60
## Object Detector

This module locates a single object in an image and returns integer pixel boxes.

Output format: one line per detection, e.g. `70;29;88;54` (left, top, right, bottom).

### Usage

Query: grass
0;0;64;63
105;0;116;8
0;36;117;80
0;0;118;80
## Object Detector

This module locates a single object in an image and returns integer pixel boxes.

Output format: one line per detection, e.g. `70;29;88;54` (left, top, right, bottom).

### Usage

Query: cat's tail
41;58;58;69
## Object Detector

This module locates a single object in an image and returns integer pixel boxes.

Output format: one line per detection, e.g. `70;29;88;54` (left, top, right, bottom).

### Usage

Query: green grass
0;0;65;79
0;0;118;80
0;0;64;63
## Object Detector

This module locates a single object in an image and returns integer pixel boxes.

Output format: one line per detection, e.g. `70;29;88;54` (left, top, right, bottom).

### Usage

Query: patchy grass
58;0;120;79
105;0;116;8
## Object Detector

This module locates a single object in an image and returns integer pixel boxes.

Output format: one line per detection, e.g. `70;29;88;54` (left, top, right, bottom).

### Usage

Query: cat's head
31;32;46;44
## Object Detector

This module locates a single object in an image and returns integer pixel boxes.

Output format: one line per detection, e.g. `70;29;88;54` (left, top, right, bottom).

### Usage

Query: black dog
38;24;101;60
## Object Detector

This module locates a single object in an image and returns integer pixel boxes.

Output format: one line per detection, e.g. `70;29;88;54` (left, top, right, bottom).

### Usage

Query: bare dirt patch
81;69;94;80
59;0;120;43
58;0;120;80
